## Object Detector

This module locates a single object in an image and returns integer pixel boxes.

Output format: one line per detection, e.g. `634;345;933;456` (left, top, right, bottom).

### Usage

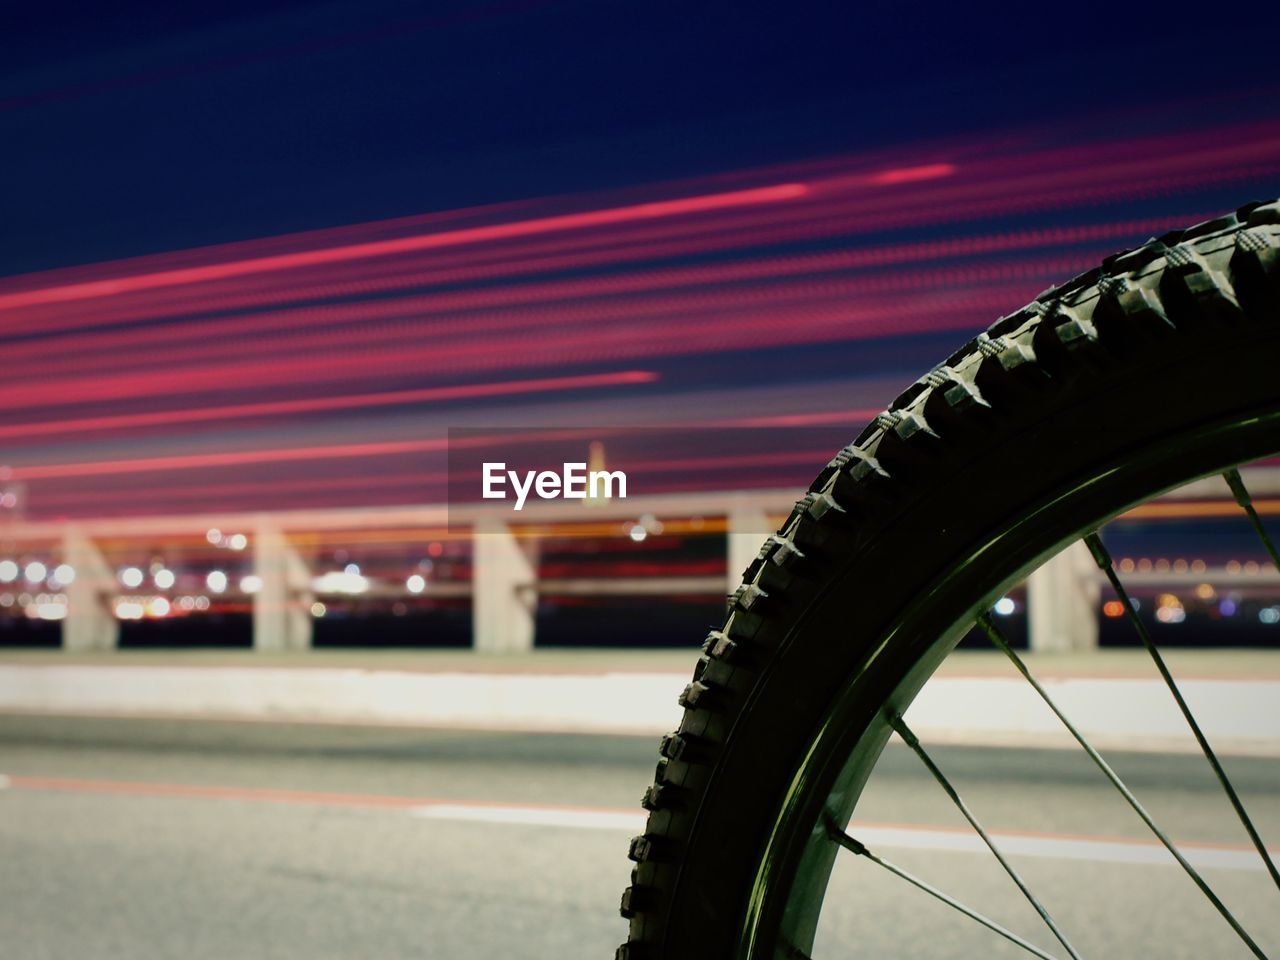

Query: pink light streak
0;183;809;312
869;162;957;185
2;214;1195;373
2;113;1277;519
0;370;657;441
7;120;1277;337
1;251;1100;388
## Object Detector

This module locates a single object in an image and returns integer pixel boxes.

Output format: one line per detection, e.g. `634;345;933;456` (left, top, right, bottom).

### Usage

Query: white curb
0;664;1276;755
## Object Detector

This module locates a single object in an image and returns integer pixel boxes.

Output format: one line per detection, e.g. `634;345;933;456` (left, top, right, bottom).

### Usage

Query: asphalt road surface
1;716;1277;959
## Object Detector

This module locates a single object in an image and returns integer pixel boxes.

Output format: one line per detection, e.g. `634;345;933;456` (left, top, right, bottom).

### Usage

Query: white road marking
409;801;1278;873
412;802;645;832
7;769;1274;874
850;824;1278;873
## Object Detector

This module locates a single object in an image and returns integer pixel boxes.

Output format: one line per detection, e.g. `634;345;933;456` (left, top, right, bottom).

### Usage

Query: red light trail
0;183;810;312
0;371;657;441
1;217;1190;371
0;114;1277;519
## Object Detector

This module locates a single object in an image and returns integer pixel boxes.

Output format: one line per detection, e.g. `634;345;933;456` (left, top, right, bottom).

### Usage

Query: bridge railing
2;469;1278;654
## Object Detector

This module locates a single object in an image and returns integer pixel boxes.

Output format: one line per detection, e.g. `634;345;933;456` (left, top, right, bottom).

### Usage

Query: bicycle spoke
1085;531;1280;894
978;613;1270;960
887;712;1084;960
827;821;1062;960
1225;468;1280;572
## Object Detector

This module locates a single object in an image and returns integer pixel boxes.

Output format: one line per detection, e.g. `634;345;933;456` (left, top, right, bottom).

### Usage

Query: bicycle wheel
618;200;1280;958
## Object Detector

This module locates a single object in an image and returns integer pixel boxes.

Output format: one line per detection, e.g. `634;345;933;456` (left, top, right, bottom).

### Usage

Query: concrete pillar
252;526;313;652
62;528;119;651
473;521;536;653
1027;540;1100;652
727;505;771;586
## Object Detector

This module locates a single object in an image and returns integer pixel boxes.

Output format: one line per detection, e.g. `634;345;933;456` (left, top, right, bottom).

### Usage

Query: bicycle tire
618;199;1280;958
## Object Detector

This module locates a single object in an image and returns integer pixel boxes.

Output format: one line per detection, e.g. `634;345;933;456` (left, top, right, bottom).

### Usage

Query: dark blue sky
4;0;1278;276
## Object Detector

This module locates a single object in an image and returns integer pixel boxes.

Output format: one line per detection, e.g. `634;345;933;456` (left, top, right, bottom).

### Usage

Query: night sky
6;1;1279;276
